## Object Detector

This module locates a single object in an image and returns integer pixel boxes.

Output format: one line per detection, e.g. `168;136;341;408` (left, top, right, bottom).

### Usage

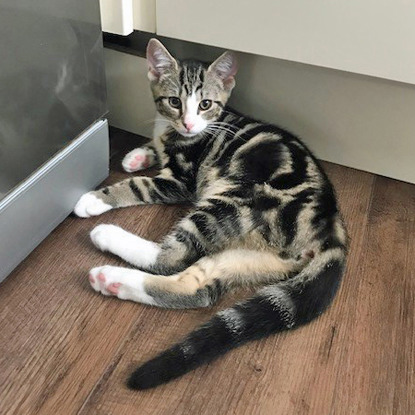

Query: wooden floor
1;127;414;415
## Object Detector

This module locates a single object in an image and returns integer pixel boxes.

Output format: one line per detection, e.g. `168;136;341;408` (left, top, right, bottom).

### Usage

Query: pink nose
184;121;194;131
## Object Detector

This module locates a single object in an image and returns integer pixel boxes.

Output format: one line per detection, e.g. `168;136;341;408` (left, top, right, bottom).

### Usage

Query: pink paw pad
129;154;148;169
107;282;121;295
142;158;150;169
98;273;106;282
88;273;95;283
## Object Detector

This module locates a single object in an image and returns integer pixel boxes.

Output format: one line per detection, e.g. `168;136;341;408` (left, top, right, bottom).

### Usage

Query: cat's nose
183;121;194;131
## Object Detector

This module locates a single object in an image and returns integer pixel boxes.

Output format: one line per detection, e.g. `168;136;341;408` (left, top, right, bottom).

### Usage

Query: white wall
104;49;155;138
104;46;415;184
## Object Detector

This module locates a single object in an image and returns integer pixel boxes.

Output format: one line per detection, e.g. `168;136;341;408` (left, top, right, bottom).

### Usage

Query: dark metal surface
0;0;107;199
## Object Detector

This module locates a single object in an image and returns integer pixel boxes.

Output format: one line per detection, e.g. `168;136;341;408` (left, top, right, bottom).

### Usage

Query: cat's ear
208;51;238;90
146;38;178;81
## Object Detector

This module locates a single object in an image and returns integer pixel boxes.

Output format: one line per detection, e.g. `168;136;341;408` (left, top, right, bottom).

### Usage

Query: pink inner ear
147;41;163;77
224;55;238;79
146;39;176;79
210;52;238;82
148;63;159;78
147;49;161;78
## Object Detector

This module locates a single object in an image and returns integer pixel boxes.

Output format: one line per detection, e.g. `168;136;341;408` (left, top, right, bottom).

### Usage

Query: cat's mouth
170;119;208;138
173;125;203;138
179;131;199;138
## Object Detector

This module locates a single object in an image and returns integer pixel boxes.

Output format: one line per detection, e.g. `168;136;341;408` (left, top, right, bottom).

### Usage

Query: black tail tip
127;348;188;391
127;367;159;390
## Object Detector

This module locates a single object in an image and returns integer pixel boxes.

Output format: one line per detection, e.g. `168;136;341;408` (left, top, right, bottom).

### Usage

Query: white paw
88;265;156;304
90;224;123;252
74;193;112;218
122;147;156;173
90;224;161;268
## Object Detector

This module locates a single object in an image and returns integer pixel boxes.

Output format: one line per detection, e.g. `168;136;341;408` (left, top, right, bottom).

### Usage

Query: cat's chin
180;132;198;138
176;130;202;138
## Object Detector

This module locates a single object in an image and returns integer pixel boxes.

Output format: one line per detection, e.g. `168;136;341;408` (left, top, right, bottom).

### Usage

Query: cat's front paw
90;224;122;251
74;193;112;218
122;147;156;173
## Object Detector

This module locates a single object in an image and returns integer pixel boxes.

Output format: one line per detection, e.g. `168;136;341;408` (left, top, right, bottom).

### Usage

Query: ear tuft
208;51;238;89
146;38;178;81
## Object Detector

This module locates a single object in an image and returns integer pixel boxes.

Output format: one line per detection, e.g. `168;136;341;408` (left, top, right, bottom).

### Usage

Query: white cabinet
133;0;156;32
99;0;155;35
157;0;415;85
99;0;133;35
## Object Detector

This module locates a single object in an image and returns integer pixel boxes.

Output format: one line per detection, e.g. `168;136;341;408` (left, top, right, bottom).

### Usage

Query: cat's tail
127;247;346;390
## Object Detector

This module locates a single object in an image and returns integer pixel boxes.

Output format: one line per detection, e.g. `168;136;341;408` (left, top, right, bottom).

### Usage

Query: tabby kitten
74;39;348;390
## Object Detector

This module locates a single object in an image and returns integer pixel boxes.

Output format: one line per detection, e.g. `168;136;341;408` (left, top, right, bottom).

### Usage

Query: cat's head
147;38;237;137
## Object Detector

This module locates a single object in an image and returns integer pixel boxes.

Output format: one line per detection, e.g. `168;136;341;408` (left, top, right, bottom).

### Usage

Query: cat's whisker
210;122;240;131
209;124;238;133
205;125;237;136
210;121;238;130
205;128;235;138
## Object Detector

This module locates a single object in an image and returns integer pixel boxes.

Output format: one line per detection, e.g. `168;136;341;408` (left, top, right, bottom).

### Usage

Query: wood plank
392;200;415;415
78;163;376;415
330;176;415;415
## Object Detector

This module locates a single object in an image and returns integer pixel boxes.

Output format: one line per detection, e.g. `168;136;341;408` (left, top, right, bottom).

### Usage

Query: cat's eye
199;99;212;111
168;97;181;109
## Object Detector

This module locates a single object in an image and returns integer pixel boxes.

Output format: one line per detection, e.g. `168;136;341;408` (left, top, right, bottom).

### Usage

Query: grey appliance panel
0;120;109;282
0;0;107;199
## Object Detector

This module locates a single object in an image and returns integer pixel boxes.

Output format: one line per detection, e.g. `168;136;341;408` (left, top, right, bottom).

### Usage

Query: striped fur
74;39;348;390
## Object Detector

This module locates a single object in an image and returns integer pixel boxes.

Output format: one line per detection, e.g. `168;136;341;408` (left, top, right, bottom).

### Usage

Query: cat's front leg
74;169;191;218
122;146;158;173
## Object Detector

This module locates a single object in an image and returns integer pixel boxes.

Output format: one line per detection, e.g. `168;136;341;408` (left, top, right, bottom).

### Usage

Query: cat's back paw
122;147;156;173
74;192;112;218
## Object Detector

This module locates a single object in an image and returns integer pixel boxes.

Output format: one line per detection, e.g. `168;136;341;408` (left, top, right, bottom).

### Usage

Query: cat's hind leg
87;249;309;308
87;265;218;308
122;146;157;173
